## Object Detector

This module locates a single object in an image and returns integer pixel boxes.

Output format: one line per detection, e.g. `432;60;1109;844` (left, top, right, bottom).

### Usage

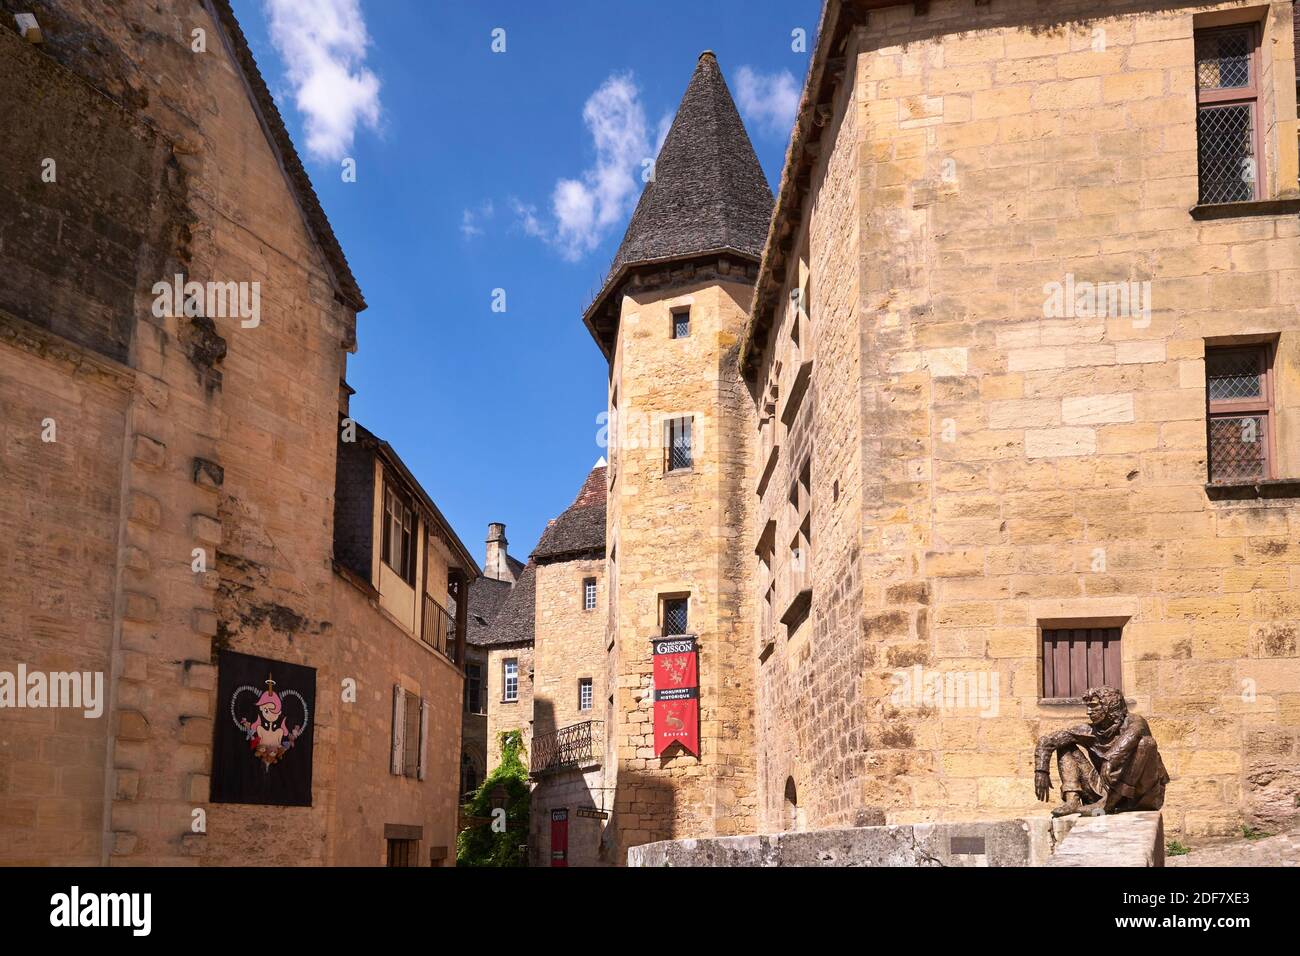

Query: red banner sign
652;636;699;757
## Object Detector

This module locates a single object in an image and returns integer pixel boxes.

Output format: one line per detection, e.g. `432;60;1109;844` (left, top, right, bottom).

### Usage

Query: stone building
582;0;1300;860
583;51;769;863
472;465;610;865
740;0;1300;841
460;523;525;797
0;1;477;866
527;464;609;867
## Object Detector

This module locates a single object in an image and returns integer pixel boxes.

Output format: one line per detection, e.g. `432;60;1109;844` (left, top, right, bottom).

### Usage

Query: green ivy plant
456;730;531;867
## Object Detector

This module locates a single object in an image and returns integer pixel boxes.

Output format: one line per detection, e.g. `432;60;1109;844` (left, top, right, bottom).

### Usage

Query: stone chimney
485;522;513;583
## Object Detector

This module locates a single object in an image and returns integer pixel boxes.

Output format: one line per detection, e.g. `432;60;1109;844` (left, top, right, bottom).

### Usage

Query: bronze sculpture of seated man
1034;686;1169;817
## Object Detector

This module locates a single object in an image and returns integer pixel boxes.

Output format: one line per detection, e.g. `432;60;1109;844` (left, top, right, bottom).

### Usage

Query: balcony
422;593;456;660
530;720;603;776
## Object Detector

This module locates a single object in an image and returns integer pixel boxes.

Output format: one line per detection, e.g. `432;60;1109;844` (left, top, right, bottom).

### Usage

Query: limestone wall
605;279;759;861
486;643;533;770
0;0;465;865
750;0;1300;840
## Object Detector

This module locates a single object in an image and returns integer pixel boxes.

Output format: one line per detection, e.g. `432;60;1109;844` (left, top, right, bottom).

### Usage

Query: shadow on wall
602;765;679;866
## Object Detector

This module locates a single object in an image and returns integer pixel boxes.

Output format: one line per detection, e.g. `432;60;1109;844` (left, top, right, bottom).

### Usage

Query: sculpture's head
1083;686;1126;730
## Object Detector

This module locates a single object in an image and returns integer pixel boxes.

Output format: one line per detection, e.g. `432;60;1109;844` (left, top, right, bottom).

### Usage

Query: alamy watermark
890;665;1000;718
151;274;260;328
1042;273;1151;327
0;665;103;718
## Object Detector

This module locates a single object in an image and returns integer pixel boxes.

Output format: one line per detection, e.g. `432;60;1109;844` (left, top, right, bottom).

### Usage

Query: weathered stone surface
1045;811;1165;867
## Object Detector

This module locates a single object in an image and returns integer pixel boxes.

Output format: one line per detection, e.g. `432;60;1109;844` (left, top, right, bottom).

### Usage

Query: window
662;596;689;636
460;751;480;798
583;577;597;611
671;307;690;339
390;687;427;778
1206;344;1273;482
1195;25;1262;204
382;479;417;584
789;460;811;591
665;416;693;472
386;838;419;867
579;677;593;711
1041;627;1122;699
503;658;519;702
464;662;483;715
402;690;420;778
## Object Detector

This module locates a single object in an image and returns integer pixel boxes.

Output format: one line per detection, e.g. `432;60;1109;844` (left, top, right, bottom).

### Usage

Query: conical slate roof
609;51;772;274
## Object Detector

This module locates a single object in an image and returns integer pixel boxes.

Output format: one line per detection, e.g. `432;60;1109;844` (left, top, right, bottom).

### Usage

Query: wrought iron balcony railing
530;720;602;775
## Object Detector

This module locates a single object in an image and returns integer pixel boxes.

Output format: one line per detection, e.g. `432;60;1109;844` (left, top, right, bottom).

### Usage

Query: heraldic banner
211;649;316;806
652;635;699;757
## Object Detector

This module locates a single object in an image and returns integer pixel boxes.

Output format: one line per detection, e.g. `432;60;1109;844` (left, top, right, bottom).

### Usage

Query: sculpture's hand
1034;769;1051;801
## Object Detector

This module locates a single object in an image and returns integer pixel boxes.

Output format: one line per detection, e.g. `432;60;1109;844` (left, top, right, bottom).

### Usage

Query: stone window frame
670;306;691;339
1194;22;1266;204
781;458;813;631
582;576;597;611
1037;617;1127;703
1204;341;1276;483
660;593;690;637
578;677;593;712
663;415;694;473
503;657;519;702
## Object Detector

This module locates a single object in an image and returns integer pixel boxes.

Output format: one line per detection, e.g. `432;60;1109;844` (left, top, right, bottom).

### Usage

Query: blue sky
230;0;821;563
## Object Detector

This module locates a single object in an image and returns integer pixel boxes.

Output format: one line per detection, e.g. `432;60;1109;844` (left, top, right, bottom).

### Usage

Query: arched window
783;777;799;832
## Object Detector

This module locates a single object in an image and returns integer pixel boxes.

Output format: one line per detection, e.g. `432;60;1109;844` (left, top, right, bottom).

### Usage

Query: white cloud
734;66;800;139
517;72;653;261
263;0;382;162
460;200;495;240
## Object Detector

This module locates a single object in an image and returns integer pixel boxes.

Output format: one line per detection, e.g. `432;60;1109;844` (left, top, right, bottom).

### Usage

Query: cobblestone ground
1167;826;1300;866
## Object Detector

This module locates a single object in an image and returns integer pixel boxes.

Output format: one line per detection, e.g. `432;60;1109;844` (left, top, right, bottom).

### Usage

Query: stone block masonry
742;0;1300;842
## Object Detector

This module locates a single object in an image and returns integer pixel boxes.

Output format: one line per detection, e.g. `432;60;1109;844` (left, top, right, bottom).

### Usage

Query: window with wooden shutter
390;684;405;775
402;690;420;777
416;697;429;781
386;838;419;867
1041;627;1122;699
1205;344;1274;482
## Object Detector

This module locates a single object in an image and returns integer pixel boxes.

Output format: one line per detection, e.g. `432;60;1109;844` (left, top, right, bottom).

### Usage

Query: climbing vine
456;730;531;867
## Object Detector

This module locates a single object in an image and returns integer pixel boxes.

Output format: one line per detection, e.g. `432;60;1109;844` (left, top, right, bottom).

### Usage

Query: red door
550;809;568;867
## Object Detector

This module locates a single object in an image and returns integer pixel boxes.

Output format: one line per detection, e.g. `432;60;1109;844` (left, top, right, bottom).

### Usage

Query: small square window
662;596;689;636
671;308;690;339
579;678;593;711
583;577;597;611
1041;626;1122;699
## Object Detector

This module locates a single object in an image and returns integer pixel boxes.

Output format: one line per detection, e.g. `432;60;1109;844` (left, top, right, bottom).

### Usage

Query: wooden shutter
403;690;420;777
391;684;405;775
1041;628;1122;698
417;697;429;781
